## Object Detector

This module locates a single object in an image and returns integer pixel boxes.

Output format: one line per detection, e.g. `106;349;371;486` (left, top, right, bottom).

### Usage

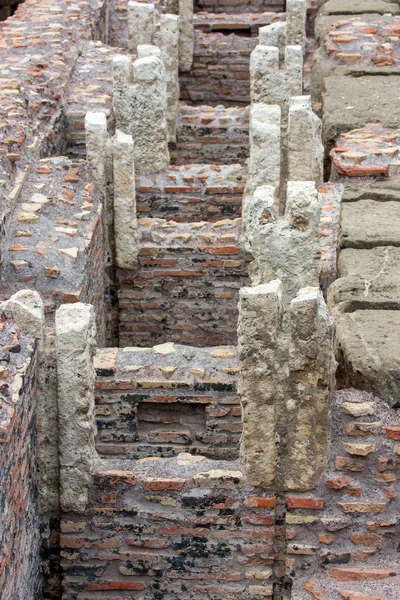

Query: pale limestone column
288;96;324;186
259;21;286;56
131;55;170;173
249;103;281;191
113;130;138;269
158;14;180;142
250;44;303;116
246;181;320;307
179;0;194;72
238;281;282;487
55;303;97;514
138;43;162;59
242;184;277;253
85;111;114;266
85;111;107;198
285;45;303;99
0;291;59;513
128;1;155;55
286;0;307;50
113;55;133;134
280;287;335;491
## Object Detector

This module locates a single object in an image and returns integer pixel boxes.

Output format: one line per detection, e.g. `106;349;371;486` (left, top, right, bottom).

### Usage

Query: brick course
94;345;241;460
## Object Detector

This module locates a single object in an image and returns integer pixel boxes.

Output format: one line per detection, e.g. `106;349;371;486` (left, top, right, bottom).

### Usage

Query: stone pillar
285;45;304;101
127;1;155;55
239;284;335;492
179;0;194;72
113;130;138;269
131;54;170;173
85;112;107;198
138;44;162;59
280;287;335;490
113;55;133;134
250;44;303;117
55;303;97;513
238;281;281;487
85;111;114;266
249;103;281;191
288;96;324;186
158;14;180;142
246;181;320;307
286;0;307;50
259;21;286;56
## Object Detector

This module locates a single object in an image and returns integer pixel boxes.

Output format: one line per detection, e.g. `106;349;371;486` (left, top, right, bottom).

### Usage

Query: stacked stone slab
239;0;334;499
113;52;170;174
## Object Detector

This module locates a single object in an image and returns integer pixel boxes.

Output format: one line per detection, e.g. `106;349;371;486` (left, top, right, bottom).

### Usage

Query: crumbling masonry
1;0;400;599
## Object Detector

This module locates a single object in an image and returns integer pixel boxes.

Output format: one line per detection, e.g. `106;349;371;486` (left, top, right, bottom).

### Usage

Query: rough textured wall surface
94;345;241;460
136;163;247;221
117;218;250;347
60;459;277;600
179;31;257;105
0;318;42;599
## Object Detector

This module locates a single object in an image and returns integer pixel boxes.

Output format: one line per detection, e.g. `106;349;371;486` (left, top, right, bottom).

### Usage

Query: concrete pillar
158;14;180;142
238;281;281;488
250;44;303;117
55;303;97;513
85;111;114;266
280;287;335;490
246;181;320;307
131;55;170;173
85;112;107;198
286;0;307;50
128;1;155;55
179;0;194;72
259;21;286;56
239;284;335;492
138;44;162;59
249;103;281;192
113;130;138;269
113;55;133;134
288;96;324;186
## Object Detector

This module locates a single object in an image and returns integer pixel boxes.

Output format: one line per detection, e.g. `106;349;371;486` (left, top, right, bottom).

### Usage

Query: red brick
339;591;381;600
244;496;276;508
329;568;398;581
287;497;324;510
144;478;186;492
326;476;350;489
386;427;400;440
351;533;381;547
85;582;145;591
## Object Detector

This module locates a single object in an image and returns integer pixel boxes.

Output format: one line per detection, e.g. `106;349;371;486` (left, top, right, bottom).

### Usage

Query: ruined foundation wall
0;318;42;599
94;345;241;460
60;460;277;600
117;218;250;347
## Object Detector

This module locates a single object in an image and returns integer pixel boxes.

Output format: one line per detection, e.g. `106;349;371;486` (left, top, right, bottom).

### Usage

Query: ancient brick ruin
1;0;400;599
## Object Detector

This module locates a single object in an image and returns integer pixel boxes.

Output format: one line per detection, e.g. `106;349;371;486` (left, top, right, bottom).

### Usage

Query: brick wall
291;389;400;599
0;319;42;599
94;345;241;460
117;218;250;347
60;460;276;600
173;105;249;166
136;164;246;221
179;31;257;105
